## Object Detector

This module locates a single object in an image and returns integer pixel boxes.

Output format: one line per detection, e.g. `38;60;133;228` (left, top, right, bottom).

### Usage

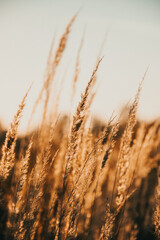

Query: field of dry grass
0;16;160;240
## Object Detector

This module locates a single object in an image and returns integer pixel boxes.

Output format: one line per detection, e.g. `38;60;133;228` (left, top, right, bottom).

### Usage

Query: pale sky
0;0;160;133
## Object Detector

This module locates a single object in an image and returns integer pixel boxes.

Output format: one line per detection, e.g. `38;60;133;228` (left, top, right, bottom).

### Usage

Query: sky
0;0;160;133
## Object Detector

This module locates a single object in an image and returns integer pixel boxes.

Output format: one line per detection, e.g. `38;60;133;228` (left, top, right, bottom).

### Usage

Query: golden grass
0;16;160;240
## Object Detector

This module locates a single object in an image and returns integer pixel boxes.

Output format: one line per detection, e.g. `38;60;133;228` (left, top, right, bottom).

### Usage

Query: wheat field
0;16;160;240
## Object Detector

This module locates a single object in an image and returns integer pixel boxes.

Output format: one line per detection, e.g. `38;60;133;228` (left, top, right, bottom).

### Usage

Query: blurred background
0;0;160;134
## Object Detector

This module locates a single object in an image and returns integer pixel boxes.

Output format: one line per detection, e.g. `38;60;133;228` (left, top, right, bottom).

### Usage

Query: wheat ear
0;89;29;181
30;15;77;128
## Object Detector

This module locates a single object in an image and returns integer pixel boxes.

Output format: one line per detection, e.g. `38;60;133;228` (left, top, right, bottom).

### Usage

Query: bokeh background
0;0;160;134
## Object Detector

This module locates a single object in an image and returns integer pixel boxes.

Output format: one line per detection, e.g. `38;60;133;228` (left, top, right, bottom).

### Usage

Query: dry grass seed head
30;15;77;129
0;90;29;181
114;78;144;209
63;58;102;186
